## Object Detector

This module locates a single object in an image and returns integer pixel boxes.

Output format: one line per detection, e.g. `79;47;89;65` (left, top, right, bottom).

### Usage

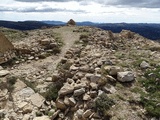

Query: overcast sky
0;0;160;23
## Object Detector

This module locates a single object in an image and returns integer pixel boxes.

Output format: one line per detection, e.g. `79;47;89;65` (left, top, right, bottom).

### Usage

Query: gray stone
82;109;92;118
51;110;60;120
0;70;9;77
68;97;76;106
106;75;116;82
33;116;51;120
117;71;135;82
59;83;74;96
83;93;91;101
22;114;30;120
40;39;50;45
74;88;85;96
13;79;27;93
17;102;28;109
45;77;52;82
74;82;87;90
14;87;35;100
29;93;45;108
0;66;3;70
70;65;79;71
56;99;67;110
64;96;70;106
104;66;122;76
28;56;34;60
103;85;117;94
22;103;33;114
79;65;90;72
76;109;84;118
140;61;150;69
89;74;101;83
90;82;98;90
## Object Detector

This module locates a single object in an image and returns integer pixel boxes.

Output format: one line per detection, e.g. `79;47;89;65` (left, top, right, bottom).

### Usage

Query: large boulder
117;71;135;82
0;32;15;64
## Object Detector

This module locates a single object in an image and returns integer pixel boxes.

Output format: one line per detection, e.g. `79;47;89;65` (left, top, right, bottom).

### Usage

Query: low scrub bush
94;93;115;116
140;67;160;118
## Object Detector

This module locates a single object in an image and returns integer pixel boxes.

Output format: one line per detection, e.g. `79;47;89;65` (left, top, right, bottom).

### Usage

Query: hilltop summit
67;19;76;26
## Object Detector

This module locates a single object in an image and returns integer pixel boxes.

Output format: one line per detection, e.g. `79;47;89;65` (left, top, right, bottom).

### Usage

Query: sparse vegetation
43;84;59;101
20;77;37;92
139;67;160;118
0;76;17;92
95;93;115;116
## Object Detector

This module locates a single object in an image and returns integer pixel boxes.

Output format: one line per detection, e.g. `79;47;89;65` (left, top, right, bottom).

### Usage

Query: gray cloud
0;5;85;13
105;0;160;8
14;0;160;8
15;0;82;2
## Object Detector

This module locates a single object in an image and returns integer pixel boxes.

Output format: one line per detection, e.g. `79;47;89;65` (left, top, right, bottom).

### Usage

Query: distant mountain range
0;20;52;30
0;20;160;40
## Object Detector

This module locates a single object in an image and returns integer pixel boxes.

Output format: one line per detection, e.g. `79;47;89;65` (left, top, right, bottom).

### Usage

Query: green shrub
80;33;89;39
95;93;115;115
140;67;160;118
6;76;17;92
20;77;37;92
52;47;61;54
44;84;59;101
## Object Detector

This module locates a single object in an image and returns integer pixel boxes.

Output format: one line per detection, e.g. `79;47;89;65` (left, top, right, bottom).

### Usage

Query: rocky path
10;26;80;79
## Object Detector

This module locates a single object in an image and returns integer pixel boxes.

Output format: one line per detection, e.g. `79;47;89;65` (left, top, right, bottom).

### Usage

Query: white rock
51;110;60;119
68;97;76;106
58;83;74;96
90;82;98;90
29;93;45;108
13;79;27;93
13;87;35;101
18;102;28;109
45;77;52;82
70;65;79;71
64;96;70;106
83;93;91;101
140;61;150;69
22;114;30;120
22;103;33;114
76;109;84;118
0;66;3;70
104;66;122;76
0;70;9;77
33;116;51;120
56;99;66;110
74;88;85;96
83;109;92;118
103;85;117;94
89;74;101;83
28;56;34;60
117;71;135;82
40;39;51;45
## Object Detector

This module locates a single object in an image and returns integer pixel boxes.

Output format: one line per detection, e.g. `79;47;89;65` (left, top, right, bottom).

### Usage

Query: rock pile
1;26;160;120
67;19;76;26
50;27;138;119
14;29;62;63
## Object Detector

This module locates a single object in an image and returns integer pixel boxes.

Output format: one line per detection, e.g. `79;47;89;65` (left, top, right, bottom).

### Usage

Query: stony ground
0;26;160;120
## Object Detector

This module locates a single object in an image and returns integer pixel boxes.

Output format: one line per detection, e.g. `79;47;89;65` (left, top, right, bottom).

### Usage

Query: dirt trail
10;26;80;77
